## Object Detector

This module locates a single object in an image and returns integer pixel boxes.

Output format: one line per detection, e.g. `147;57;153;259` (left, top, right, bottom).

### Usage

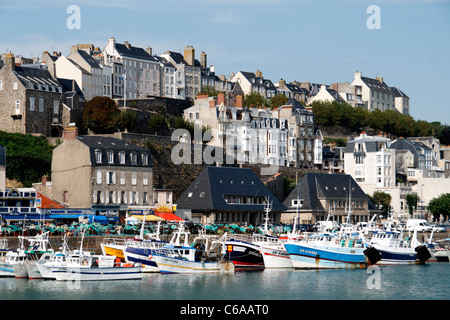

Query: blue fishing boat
284;233;380;269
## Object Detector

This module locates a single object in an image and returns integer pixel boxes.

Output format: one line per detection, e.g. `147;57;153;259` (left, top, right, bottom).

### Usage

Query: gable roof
176;166;286;212
115;43;158;62
77;136;152;167
283;173;376;213
77;49;101;69
13;66;62;89
361;76;392;94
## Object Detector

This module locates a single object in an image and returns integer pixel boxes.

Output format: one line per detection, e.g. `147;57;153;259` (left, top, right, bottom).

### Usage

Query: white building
344;132;396;195
230;70;277;100
102;37;160;99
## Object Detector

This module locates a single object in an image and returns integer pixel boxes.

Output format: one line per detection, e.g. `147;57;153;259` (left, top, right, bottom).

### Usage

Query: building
175;166;286;225
351;71;398;112
282;173;378;225
275;79;309;104
0;53;66;137
230;70;277;100
51;127;153;220
161;46;202;100
390;86;410;115
0;145;5;191
343;132;396;196
307;84;345;105
102;37;161;99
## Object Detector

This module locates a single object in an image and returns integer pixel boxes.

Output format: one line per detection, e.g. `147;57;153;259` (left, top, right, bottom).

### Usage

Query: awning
1;214;53;221
154;212;184;222
131;215;165;222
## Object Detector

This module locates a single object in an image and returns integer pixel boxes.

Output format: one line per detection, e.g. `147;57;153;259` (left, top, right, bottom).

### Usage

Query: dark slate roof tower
176;166;286;225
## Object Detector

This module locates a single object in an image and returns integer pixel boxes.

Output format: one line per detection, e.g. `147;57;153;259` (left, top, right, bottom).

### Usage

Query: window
132;172;137;185
107;172;116;184
119;151;125;164
0;80;2;90
120;172;126;185
95;150;102;164
108;151;114;164
39;99;44;112
63;191;69;203
53;101;59;114
96;171;102;184
143;192;148;204
141;153;148;165
30;97;35;111
15;100;20;115
130;152;137;165
13;82;18;90
143;173;148;186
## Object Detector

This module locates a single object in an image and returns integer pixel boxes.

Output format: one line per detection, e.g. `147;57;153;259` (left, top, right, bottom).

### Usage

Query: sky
0;0;449;124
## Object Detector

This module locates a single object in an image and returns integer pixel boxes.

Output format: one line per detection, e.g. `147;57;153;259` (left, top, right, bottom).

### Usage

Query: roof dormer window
95;150;102;164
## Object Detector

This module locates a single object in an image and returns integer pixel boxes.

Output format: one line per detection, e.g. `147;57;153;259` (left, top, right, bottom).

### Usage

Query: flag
120;69;126;81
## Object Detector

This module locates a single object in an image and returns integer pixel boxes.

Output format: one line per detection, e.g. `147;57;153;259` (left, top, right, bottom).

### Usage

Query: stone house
52;128;153;219
0;53;65;137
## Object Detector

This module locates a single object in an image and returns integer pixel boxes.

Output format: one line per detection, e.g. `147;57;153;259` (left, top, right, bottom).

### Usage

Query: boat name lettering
299;248;318;256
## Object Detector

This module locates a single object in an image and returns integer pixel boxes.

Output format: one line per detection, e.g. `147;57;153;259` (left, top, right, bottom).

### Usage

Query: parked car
431;225;446;233
406;219;433;232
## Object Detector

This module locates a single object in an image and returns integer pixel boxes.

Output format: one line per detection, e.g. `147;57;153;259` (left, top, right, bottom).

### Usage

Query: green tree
243;92;267;108
82;96;119;133
427;193;450;222
405;194;419;216
147;114;167;134
113;109;137;132
269;93;289;109
370;191;392;217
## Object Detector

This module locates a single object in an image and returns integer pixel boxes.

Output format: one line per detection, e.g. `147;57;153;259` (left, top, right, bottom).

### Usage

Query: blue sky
1;0;449;124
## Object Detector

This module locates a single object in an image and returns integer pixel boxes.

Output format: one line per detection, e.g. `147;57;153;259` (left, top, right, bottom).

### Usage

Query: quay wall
2;232;449;253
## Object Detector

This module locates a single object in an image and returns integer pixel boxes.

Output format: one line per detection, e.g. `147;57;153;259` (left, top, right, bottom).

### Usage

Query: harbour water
1;263;448;301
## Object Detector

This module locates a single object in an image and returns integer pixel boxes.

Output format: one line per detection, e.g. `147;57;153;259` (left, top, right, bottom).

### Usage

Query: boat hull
151;255;223;274
260;245;293;268
26;260;44;279
0;264;15;277
51;266;142;281
101;243;126;260
124;247;160;273
223;240;264;269
14;263;28;278
374;248;418;265
284;243;367;269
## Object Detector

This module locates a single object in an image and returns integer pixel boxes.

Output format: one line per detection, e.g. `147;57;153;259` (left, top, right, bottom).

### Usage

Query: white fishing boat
0;250;27;277
123;220;168;273
363;229;431;265
50;253;142;281
150;224;233;274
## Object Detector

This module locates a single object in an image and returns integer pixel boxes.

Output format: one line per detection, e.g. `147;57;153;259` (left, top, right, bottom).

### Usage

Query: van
406;219;432;232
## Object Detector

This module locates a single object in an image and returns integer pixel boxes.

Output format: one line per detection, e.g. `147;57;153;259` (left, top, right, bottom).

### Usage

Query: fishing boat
284;231;380;269
13;231;54;279
0;250;27;277
50;253;142;281
150;224;233;274
363;229;431;265
122;220;168;273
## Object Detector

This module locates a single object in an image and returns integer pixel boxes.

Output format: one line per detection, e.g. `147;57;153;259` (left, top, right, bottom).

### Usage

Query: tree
427;193;450;222
405;194;419;216
82;96;119;133
147;114;167;134
269;93;289;109
243;92;267;108
113;109;137;132
370;191;392;217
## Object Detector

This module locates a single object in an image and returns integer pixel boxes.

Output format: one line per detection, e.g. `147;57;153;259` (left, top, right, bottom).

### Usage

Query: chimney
63;126;79;140
41;175;48;186
146;46;152;56
124;41;131;49
376;76;384;84
200;51;207;68
235;95;243;108
278;79;286;89
255;69;262;78
209;100;216;108
184;45;195;66
218;92;225;105
354;71;362;80
72;79;76;92
3;53;15;71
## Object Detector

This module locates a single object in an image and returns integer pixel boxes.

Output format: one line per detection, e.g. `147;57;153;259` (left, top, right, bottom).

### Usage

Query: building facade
52;128;153;217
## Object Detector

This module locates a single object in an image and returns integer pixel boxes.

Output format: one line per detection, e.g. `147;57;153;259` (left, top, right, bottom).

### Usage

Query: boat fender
363;247;382;264
148;254;152;260
415;245;432;264
82;259;88;266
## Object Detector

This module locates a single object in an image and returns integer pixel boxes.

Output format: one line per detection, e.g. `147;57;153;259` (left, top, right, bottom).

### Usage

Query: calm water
1;263;448;301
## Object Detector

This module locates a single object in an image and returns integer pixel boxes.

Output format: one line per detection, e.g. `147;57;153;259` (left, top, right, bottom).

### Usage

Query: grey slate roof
77;50;101;69
176;166;286;212
361;76;392;94
77;136;152;167
115;43;158;62
13;66;62;89
283;173;376;213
